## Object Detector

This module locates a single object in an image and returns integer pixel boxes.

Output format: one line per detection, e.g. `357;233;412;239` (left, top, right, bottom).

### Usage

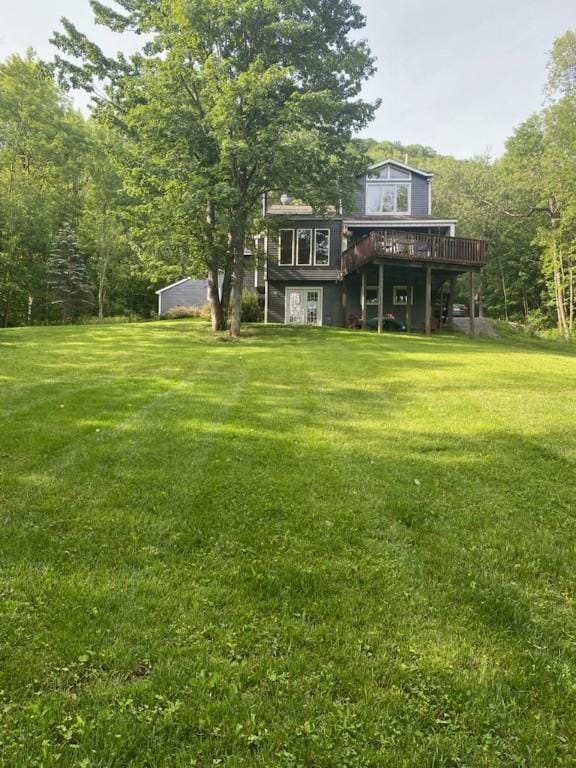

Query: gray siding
349;177;366;218
411;174;430;217
159;280;209;315
158;273;256;316
268;282;344;327
267;219;343;281
268;283;285;324
255;263;266;289
344;165;431;218
344;266;433;329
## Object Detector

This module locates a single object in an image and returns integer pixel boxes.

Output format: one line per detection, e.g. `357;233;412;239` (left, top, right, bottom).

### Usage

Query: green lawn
2;321;576;767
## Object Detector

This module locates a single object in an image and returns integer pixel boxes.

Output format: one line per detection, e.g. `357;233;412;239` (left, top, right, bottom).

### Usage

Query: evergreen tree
47;224;93;322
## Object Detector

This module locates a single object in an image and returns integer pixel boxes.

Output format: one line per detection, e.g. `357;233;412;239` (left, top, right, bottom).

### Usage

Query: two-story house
260;159;486;334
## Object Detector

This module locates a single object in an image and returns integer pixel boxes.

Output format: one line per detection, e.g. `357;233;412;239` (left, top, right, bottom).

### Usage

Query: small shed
156;277;215;317
156;263;258;317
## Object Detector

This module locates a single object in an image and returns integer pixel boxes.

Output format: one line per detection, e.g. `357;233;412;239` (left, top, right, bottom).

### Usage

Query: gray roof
155;277;195;295
368;158;433;178
267;204;339;217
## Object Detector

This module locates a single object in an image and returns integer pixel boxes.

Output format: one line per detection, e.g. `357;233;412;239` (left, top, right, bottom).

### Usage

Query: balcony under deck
341;230;486;277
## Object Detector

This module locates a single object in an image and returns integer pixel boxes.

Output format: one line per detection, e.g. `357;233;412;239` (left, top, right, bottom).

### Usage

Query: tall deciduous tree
487;33;576;336
79;125;133;320
0;52;89;326
52;0;379;334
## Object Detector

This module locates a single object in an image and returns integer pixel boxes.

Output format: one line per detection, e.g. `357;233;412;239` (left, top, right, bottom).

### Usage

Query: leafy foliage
241;290;264;323
52;0;379;333
2;22;576;335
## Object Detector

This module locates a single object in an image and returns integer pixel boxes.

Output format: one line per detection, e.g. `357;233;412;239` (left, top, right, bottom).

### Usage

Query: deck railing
341;230;486;276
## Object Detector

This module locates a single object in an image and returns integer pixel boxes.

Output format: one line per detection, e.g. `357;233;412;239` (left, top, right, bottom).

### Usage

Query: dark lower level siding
344;265;459;330
268;266;461;329
268;282;344;327
345;277;427;329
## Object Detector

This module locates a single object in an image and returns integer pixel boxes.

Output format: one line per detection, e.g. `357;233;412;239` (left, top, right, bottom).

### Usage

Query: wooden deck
341;230;486;276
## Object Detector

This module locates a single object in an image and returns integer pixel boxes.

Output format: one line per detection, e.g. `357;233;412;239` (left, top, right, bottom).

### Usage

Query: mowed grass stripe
1;320;576;766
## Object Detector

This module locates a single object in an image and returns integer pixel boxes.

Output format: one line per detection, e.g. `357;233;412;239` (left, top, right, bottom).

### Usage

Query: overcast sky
1;0;574;159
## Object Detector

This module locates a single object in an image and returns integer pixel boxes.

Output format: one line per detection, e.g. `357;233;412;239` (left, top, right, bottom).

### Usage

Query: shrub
240;291;263;323
76;314;145;325
164;305;203;320
199;303;212;321
524;308;552;334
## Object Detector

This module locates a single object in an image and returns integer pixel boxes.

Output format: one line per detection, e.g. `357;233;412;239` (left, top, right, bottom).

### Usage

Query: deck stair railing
341;230;486;276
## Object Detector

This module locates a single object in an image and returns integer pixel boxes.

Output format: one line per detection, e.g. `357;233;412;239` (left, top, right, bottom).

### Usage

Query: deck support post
439;282;445;329
377;263;384;334
447;276;455;330
361;271;367;329
425;266;432;336
342;281;347;328
469;271;476;337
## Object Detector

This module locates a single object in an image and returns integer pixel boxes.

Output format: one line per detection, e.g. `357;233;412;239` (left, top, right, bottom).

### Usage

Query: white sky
1;0;574;159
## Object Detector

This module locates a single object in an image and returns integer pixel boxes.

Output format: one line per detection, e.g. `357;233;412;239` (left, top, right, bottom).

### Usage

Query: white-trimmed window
366;183;410;214
296;229;312;265
393;285;413;306
279;229;294;265
278;228;331;266
367;166;411;181
366;164;411;215
366;286;379;305
314;229;330;266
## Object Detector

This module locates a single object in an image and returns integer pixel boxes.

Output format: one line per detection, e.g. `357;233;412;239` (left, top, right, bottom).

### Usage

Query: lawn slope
1;321;576;767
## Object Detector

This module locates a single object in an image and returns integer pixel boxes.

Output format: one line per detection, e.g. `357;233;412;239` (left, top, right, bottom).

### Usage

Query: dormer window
366;164;411;215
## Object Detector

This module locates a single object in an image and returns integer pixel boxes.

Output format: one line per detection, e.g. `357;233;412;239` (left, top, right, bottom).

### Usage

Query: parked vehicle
452;303;468;317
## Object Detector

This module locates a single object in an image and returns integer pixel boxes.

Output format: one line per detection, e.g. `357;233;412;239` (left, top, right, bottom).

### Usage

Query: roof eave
155;277;193;294
367;158;434;178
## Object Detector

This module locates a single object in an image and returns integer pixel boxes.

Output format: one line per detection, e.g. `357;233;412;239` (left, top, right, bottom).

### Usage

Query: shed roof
155;277;196;295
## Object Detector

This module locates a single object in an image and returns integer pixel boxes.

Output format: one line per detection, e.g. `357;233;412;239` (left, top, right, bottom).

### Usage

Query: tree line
0;52;153;327
1;4;575;336
360;32;576;336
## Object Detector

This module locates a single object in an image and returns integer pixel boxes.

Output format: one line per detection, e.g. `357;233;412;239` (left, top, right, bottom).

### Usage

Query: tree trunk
98;279;106;321
205;199;227;332
3;287;11;328
229;225;246;338
98;251;111;322
220;263;233;321
552;238;568;337
549;216;569;337
207;263;225;331
554;267;568;336
569;264;574;337
522;285;529;319
497;253;509;321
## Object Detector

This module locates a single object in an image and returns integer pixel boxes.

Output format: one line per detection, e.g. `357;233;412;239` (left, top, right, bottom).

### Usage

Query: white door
286;288;323;326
